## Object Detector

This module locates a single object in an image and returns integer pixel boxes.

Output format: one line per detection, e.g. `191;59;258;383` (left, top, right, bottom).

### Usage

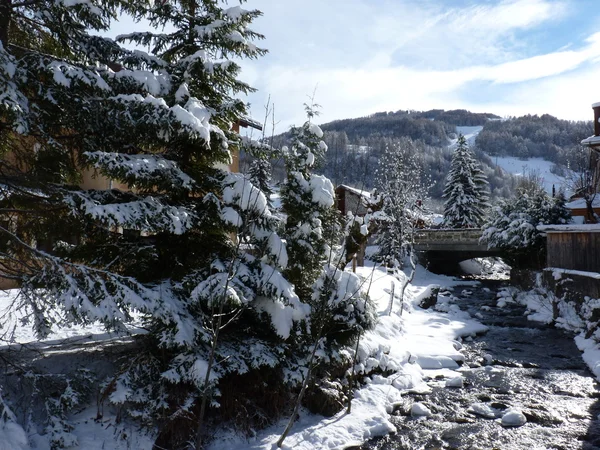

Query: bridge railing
414;228;484;243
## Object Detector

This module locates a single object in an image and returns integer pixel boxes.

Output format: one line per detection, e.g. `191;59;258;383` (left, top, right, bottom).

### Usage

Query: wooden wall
547;231;600;272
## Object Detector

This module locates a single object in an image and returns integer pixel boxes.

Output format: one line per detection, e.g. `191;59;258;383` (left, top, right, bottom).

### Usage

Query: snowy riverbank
0;262;489;449
209;263;487;449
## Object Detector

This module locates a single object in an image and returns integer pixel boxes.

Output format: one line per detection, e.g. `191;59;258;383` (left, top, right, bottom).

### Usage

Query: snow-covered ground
492;155;569;195
455;126;483;147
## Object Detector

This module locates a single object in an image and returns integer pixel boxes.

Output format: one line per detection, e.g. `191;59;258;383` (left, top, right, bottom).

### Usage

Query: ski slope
455;126;570;195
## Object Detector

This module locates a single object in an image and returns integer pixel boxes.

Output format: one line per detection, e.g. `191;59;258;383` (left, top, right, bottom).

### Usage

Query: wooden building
539;224;600;272
335;184;374;216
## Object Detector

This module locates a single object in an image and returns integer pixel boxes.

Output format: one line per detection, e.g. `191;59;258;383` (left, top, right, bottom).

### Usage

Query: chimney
594;102;600;137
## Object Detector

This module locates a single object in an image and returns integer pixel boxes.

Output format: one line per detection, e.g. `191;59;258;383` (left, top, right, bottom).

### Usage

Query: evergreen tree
481;180;571;267
442;134;490;227
281;106;336;300
248;157;273;206
1;1;310;446
280;104;375;353
277;108;376;446
374;137;429;267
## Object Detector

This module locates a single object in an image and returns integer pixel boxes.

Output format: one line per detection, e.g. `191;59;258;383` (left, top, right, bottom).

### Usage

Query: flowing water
362;280;600;450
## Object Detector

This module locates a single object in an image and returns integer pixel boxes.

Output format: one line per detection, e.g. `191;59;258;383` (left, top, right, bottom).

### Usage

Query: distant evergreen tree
442;135;490;227
374;138;429;267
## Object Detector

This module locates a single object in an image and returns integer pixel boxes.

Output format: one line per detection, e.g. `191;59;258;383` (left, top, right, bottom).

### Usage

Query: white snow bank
575;334;600;380
0;421;28;450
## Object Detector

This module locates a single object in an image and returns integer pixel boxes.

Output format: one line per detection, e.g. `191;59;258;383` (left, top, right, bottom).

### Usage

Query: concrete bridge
413;228;502;271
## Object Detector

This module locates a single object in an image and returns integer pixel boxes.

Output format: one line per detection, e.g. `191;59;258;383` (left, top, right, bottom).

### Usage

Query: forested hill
475;114;593;167
266;109;591;206
320;109;500;145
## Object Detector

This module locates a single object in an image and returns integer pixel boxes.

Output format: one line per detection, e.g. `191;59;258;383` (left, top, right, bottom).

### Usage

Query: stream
362;280;600;450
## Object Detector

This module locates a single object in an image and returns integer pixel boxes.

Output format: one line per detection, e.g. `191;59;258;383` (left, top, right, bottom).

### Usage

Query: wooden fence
542;226;600;272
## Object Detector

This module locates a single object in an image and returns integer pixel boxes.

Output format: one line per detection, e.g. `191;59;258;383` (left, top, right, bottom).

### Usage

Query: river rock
445;376;464;388
501;408;527;427
419;286;440;309
411;402;432;417
468;402;497;419
303;380;345;417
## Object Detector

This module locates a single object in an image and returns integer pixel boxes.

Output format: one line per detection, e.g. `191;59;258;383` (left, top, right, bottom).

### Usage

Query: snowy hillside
455;125;571;195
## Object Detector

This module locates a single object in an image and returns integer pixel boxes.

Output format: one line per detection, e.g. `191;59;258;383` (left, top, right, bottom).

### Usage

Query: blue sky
110;0;600;133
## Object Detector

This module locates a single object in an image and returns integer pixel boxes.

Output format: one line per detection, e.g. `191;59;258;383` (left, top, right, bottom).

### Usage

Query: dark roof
238;116;263;131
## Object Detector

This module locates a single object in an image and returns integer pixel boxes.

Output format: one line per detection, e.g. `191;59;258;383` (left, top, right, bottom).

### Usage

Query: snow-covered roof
537;224;600;232
581;135;600;147
592;102;600;108
336;184;372;199
565;196;600;210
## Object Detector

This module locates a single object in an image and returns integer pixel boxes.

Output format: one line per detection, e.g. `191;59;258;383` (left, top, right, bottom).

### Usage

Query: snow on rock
416;355;460;370
501;408;527;427
445;376;464;388
0;421;28;450
575;334;600;380
411;402;432;417
468;402;497;419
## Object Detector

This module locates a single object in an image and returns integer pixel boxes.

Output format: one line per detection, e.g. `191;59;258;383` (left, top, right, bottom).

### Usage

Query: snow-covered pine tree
281;105;375;349
442;134;490;228
374;137;429;268
481;180;571;267
248;157;273;206
1;1;310;446
281;105;337;301
277;106;376;447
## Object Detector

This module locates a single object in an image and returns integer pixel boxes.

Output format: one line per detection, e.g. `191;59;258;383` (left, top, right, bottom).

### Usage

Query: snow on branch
66;191;195;235
189;256;307;340
47;60;110;91
107;94;217;143
222;172;269;215
0;43;29;133
112;68;171;97
83;152;195;191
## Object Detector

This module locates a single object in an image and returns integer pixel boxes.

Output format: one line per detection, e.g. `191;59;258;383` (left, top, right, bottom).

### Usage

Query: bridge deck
413;228;498;254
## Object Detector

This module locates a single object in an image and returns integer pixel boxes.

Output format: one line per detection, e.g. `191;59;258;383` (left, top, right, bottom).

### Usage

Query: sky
109;0;600;134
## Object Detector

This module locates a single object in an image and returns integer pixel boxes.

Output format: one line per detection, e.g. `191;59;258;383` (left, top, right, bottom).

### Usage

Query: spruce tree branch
11;0;44;8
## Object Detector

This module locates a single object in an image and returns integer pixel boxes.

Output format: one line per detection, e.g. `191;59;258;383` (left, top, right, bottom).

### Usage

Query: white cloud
241;0;598;130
